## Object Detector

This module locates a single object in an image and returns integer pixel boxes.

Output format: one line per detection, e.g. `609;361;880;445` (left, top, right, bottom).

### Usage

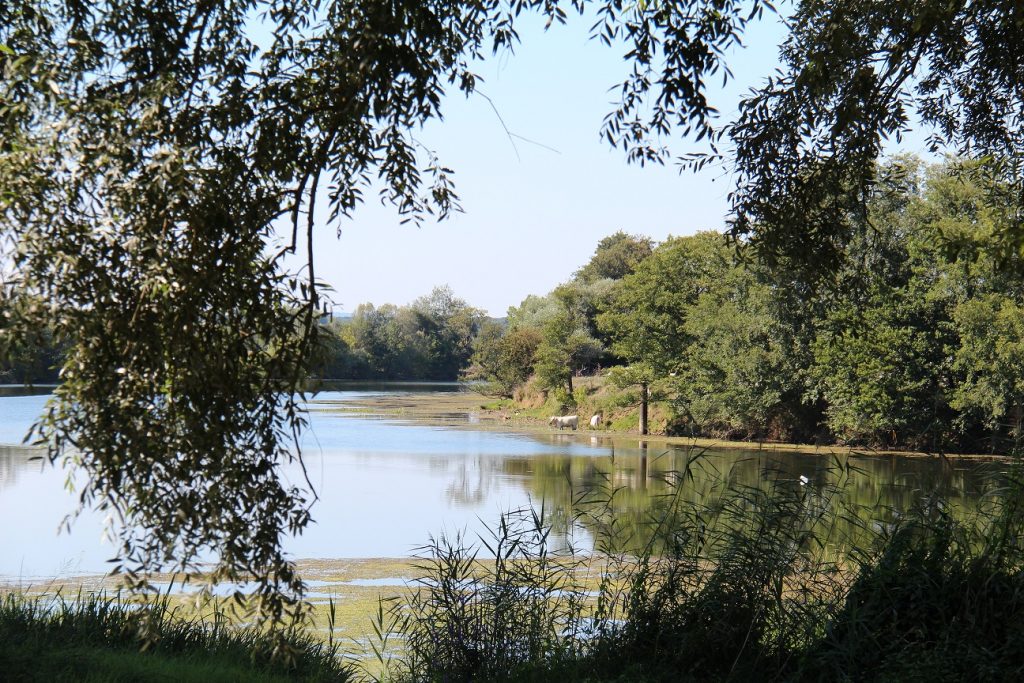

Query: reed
370;450;1024;682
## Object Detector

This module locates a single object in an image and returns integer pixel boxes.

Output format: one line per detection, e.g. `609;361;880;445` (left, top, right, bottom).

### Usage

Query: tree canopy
323;285;483;380
574;231;654;283
725;1;1024;271
1;0;517;629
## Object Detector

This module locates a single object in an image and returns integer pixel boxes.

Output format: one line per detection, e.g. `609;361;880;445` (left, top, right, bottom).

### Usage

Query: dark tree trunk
639;381;649;435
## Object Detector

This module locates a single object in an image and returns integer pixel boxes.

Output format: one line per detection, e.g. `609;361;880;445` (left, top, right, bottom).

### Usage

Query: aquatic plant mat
2;557;424;648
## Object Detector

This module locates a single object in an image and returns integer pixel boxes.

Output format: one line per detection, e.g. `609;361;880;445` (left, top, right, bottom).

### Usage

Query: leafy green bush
370;506;589;682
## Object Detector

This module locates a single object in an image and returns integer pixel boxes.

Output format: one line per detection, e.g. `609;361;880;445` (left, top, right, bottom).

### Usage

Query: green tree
534;310;602;402
409;286;484;380
350;303;403;378
599;231;817;440
505;276;613;402
724;2;1024;273
470;322;542;397
575;231;654;283
679;261;811;440
506;294;561;331
552;278;618;351
811;287;950;449
345;288;482;380
952;295;1024;451
606;363;656;435
0;312;62;385
806;158;995;451
598;232;728;377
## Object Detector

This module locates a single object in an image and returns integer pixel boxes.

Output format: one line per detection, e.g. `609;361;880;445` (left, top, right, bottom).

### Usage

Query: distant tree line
1;285;484;385
310;285;485;381
474;158;1024;454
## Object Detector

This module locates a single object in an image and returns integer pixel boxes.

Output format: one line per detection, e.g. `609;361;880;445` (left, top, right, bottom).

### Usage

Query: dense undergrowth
0;591;351;682
370;451;1024;682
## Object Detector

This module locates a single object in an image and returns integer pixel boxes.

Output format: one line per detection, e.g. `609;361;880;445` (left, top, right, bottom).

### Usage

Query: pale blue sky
283;10;923;317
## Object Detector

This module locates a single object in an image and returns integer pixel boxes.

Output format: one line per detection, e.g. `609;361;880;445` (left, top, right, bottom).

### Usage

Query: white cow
590;413;602;429
549;415;579;430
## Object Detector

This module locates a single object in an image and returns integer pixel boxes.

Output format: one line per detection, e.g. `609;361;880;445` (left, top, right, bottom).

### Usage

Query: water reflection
0;387;1008;579
0;446;41;495
444;455;506;507
0;443;106;580
512;445;1002;553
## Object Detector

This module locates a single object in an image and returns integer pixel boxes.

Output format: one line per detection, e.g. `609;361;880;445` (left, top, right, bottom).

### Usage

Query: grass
0;590;352;682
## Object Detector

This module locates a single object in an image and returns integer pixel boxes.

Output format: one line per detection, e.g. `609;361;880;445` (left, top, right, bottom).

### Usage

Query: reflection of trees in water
444;455;510;508
0;446;46;492
441;454;581;553
504;447;1006;554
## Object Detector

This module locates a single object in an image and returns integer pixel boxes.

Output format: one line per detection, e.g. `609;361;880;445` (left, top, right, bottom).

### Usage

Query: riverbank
311;385;1007;460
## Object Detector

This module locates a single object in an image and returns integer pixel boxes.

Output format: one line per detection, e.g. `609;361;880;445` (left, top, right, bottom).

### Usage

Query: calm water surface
0;386;1005;579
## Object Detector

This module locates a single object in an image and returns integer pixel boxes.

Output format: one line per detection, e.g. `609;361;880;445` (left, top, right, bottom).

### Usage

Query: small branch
477;90;521;162
477;89;563;157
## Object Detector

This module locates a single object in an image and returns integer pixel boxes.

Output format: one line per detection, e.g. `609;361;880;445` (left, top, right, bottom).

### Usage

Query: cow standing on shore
590;413;602;429
549;415;579;430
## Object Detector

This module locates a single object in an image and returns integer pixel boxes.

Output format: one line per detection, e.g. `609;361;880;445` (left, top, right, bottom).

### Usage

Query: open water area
0;384;1007;581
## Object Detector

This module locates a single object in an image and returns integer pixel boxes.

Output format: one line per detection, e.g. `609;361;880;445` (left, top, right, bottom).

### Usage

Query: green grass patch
0;591;352;682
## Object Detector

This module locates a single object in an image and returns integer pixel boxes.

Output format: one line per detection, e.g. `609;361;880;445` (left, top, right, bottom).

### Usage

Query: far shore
310;385;1012;461
2;381;1006;459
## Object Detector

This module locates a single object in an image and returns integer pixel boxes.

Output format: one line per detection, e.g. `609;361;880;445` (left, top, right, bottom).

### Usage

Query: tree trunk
567;372;573;396
639;381;649;435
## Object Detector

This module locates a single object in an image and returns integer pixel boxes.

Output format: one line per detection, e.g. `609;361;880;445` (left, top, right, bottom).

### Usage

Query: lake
0;385;1006;580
